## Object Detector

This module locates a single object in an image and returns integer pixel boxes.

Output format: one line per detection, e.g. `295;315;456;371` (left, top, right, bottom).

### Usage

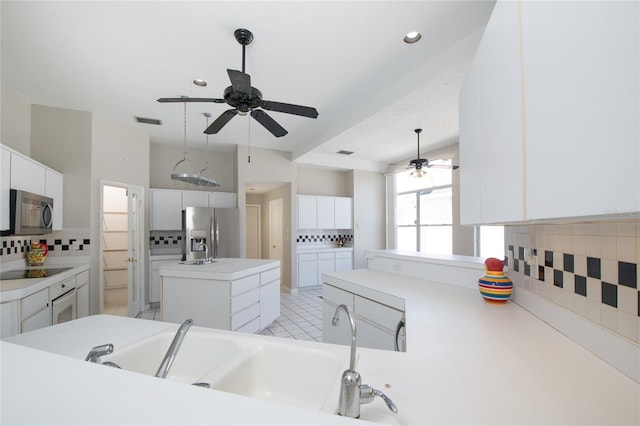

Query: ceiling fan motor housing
223;85;263;113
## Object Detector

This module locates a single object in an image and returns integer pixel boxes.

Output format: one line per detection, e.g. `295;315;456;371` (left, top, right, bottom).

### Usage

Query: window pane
397;227;417;251
479;226;505;258
396;193;417;226
420;226;452;255
419;187;452;225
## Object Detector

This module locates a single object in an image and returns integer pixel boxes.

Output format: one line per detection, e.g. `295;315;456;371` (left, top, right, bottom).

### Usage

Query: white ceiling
1;1;495;172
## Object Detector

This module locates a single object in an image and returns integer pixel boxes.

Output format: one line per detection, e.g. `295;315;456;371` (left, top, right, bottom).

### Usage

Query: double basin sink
101;327;350;413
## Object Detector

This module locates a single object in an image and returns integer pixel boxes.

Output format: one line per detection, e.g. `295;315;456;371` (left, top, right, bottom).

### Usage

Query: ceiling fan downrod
415;128;423;159
234;28;254;74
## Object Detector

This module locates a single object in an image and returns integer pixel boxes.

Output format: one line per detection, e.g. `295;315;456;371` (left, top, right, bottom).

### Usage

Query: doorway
100;181;144;317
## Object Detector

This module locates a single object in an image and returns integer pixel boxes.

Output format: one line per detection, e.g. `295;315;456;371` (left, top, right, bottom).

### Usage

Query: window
395;160;453;254
477;226;505;258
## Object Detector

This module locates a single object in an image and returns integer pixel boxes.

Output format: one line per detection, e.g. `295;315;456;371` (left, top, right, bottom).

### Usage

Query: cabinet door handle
394;318;406;352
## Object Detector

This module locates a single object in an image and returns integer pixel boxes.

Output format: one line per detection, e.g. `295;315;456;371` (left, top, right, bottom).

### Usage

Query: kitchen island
159;258;280;333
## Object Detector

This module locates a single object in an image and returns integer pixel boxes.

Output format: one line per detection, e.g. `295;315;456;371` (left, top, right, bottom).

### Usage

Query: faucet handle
360;384;398;413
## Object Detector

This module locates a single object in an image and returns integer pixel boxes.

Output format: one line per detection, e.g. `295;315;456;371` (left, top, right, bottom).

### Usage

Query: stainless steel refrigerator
183;207;240;261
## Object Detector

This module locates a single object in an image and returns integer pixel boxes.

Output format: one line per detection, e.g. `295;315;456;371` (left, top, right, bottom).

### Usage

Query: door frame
268;198;283;261
246;203;261;259
98;180;145;317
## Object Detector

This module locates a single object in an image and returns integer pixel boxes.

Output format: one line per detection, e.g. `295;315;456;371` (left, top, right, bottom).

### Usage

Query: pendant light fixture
170;100;220;187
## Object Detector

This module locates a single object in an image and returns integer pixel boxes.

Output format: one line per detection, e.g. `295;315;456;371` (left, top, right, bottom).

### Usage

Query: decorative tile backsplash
505;222;640;344
296;230;353;248
149;230;183;247
0;229;91;263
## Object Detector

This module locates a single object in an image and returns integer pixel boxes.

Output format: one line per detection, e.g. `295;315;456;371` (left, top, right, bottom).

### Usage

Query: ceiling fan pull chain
248;115;251;163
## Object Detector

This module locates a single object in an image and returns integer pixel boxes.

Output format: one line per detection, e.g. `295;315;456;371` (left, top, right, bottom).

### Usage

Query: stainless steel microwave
9;189;54;235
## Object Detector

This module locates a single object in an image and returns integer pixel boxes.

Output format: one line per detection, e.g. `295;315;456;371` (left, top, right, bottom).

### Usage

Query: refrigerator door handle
211;215;219;258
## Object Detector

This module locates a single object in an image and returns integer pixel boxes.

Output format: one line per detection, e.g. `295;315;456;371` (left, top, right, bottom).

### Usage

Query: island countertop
159;258;280;281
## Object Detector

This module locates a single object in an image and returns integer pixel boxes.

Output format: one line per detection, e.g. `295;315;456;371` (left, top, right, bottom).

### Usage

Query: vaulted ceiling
1;1;495;172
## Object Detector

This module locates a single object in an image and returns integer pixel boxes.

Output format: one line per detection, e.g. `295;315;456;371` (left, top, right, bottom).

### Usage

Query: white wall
297;167;350;197
351;170;386;268
1;81;31;155
31;105;92;228
149;143;234;192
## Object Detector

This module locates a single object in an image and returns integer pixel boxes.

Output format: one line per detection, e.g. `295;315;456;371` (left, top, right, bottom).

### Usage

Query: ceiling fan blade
157;97;226;103
227;69;252;95
204;109;238;134
250;109;288;137
259;100;319;119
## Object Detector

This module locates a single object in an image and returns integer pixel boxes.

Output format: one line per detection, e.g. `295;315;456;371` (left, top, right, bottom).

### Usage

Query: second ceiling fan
158;28;319;138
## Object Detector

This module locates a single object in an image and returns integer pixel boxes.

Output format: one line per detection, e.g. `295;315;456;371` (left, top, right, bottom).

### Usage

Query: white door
269;198;283;261
127;185;144;318
246;204;261;259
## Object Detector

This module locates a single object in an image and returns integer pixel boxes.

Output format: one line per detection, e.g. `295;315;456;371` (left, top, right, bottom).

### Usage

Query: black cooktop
0;267;73;280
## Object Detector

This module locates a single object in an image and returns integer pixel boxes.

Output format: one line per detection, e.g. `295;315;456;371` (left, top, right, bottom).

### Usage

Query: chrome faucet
198;241;210;260
85;343;122;368
155;319;193;379
332;304;398;418
85;343;114;363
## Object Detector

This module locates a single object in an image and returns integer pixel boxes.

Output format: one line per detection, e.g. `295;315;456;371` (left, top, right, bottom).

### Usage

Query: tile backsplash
296;230;353;248
505;221;640;344
0;229;91;263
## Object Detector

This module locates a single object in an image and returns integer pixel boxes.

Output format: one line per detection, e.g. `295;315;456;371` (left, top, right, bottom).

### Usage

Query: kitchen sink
206;342;344;412
102;330;238;384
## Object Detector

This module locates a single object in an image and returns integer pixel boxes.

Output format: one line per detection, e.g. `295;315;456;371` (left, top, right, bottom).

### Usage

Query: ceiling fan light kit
158;28;319;138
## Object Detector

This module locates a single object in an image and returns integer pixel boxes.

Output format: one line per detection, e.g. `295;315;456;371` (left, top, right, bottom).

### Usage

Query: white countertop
3;267;639;425
160;258;280;280
323;268;640;425
0;257;90;302
365;249;484;268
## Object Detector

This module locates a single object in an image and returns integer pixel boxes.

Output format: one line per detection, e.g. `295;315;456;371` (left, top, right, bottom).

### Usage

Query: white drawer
231;288;260;314
317;252;334;260
231;303;260;331
322;284;353;307
76;270;89;286
235;316;261;334
354;295;403;332
231;274;260;296
298;253;317;262
335;251;352;259
260;267;280;285
21;288;49;320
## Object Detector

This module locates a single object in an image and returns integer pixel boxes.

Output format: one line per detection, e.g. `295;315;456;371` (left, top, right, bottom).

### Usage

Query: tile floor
135;287;324;342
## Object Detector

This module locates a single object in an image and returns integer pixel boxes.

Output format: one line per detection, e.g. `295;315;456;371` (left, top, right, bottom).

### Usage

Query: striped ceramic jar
478;270;513;303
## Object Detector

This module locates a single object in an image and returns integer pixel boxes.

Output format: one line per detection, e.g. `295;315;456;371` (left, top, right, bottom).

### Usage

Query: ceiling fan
390;128;460;177
157;28;319;138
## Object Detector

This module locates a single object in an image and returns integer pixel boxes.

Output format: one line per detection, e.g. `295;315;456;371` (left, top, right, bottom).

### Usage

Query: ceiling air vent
337;150;354;156
135;116;162;125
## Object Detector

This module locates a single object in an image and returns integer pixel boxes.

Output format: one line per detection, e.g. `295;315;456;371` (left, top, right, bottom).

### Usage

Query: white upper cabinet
45;169;64;230
297;195;353;230
10;153;46;195
209;192;236;208
459;1;639;223
459;0;524;225
297;195;317;229
316;197;335;229
520;1;639;220
150;189;182;230
0;147;10;232
334;197;353;229
181;191;208;209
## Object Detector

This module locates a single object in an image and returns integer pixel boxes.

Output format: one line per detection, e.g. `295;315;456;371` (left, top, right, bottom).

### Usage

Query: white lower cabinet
76;271;90;319
259;268;280;329
298;249;353;288
149;257;182;304
322;283;406;352
0;301;19;338
20;288;51;334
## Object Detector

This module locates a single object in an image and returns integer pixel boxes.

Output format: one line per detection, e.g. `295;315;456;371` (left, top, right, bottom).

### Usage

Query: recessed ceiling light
193;79;208;87
403;31;422;45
